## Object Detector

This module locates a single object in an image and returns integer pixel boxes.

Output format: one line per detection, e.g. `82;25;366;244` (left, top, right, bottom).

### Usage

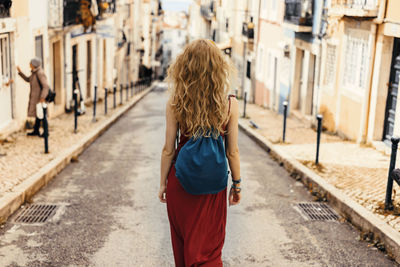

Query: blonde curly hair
167;39;236;139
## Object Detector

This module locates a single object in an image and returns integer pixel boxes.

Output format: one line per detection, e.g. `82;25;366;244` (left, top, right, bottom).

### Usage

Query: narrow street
0;86;397;266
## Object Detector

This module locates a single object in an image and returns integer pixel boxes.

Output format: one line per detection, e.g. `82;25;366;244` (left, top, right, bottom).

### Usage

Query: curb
0;85;154;224
238;119;400;263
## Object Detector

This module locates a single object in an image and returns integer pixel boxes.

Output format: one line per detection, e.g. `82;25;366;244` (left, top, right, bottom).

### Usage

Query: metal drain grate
14;204;58;224
294;202;339;221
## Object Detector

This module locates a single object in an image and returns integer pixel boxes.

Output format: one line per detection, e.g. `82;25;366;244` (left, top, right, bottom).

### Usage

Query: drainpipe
373;0;386;25
362;0;386;143
362;24;377;143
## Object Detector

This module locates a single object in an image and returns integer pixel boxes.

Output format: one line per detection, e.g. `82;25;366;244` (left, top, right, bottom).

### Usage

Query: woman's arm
159;100;178;203
226;97;241;205
17;68;30;83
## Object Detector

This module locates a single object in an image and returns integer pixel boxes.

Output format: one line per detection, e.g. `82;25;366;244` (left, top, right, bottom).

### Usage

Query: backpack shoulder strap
228;94;236;116
223;95;236;134
36;72;42;91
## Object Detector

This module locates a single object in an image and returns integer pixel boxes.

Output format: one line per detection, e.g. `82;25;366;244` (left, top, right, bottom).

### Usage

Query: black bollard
120;84;123;105
385;136;400;210
126;83;129;101
92;85;97;122
42;104;49;153
130;81;134;97
243;92;247;118
74;89;78;133
235;89;238;98
315;115;323;165
283;101;288;143
104;88;108;115
113;84;117;109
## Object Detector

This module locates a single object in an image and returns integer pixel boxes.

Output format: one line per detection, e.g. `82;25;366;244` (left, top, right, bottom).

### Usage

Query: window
342;30;370;92
0;34;10;80
246;60;251;79
256;45;265;79
260;0;278;22
324;44;337;87
266;50;278;88
270;0;278;21
280;53;291;86
260;0;268;20
35;35;44;68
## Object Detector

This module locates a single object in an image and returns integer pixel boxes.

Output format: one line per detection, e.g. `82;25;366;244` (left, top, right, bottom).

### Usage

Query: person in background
17;57;50;137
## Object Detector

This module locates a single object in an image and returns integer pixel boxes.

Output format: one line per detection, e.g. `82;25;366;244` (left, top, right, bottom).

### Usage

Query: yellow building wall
255;80;269;107
319;18;374;141
386;0;400;23
338;95;362;140
254;10;285;107
319;92;337;132
318;19;345;133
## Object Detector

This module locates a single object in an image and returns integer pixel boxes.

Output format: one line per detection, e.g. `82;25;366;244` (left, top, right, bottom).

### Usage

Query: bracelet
232;178;241;184
231;184;241;193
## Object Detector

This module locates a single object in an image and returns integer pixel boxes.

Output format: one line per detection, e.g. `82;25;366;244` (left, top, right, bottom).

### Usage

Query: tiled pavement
0;88;144;199
238;100;400;232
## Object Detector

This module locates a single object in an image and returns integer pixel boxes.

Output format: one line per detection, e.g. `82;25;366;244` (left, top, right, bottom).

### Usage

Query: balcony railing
329;0;379;16
63;0;116;28
200;2;215;21
330;0;378;10
284;0;313;27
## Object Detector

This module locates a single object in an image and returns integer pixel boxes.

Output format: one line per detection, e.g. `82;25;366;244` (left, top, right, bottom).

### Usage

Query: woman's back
159;39;241;267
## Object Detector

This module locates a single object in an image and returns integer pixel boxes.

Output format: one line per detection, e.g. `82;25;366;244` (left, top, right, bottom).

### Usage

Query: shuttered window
342;29;370;92
324;44;337;88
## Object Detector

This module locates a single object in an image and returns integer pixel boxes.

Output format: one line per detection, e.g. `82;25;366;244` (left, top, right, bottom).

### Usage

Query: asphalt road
0;86;397;266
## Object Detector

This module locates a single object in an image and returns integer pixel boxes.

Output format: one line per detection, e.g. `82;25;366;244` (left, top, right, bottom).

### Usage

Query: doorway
103;39;106;89
306;54;316;116
297;50;305;111
86;40;92;99
298;51;315;115
52;40;62;105
0;33;12;130
72;44;78;92
383;38;400;142
272;56;278;110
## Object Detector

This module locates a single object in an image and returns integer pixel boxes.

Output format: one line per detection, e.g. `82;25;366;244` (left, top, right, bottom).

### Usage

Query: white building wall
0;0;51;135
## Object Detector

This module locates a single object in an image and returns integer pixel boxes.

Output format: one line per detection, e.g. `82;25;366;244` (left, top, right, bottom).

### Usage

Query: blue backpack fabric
175;133;228;195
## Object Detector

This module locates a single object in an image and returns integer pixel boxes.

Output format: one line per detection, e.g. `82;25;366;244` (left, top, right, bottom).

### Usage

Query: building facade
254;0;286;112
0;0;161;138
185;0;400;145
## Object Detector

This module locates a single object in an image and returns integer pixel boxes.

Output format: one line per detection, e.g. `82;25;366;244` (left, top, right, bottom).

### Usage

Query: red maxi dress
166;132;227;267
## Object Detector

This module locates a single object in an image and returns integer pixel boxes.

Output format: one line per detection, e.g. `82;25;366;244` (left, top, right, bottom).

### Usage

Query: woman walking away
17;57;50;137
159;39;241;267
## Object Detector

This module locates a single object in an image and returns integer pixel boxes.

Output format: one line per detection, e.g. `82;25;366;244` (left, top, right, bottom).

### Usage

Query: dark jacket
18;67;49;117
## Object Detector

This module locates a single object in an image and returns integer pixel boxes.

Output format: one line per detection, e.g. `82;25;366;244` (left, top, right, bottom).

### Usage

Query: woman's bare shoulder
229;96;239;111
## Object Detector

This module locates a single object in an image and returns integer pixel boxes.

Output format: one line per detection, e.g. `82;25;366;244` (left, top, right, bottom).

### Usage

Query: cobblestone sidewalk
239;100;400;233
0;87;148;199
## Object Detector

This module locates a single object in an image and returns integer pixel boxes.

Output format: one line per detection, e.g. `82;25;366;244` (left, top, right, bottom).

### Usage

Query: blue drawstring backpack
175;133;228;195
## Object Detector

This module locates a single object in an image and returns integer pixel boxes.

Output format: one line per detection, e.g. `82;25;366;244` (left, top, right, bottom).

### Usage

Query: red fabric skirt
166;164;227;267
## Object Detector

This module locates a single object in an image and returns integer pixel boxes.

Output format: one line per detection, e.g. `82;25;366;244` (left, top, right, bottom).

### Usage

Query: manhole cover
14;204;58;224
294;202;339;221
